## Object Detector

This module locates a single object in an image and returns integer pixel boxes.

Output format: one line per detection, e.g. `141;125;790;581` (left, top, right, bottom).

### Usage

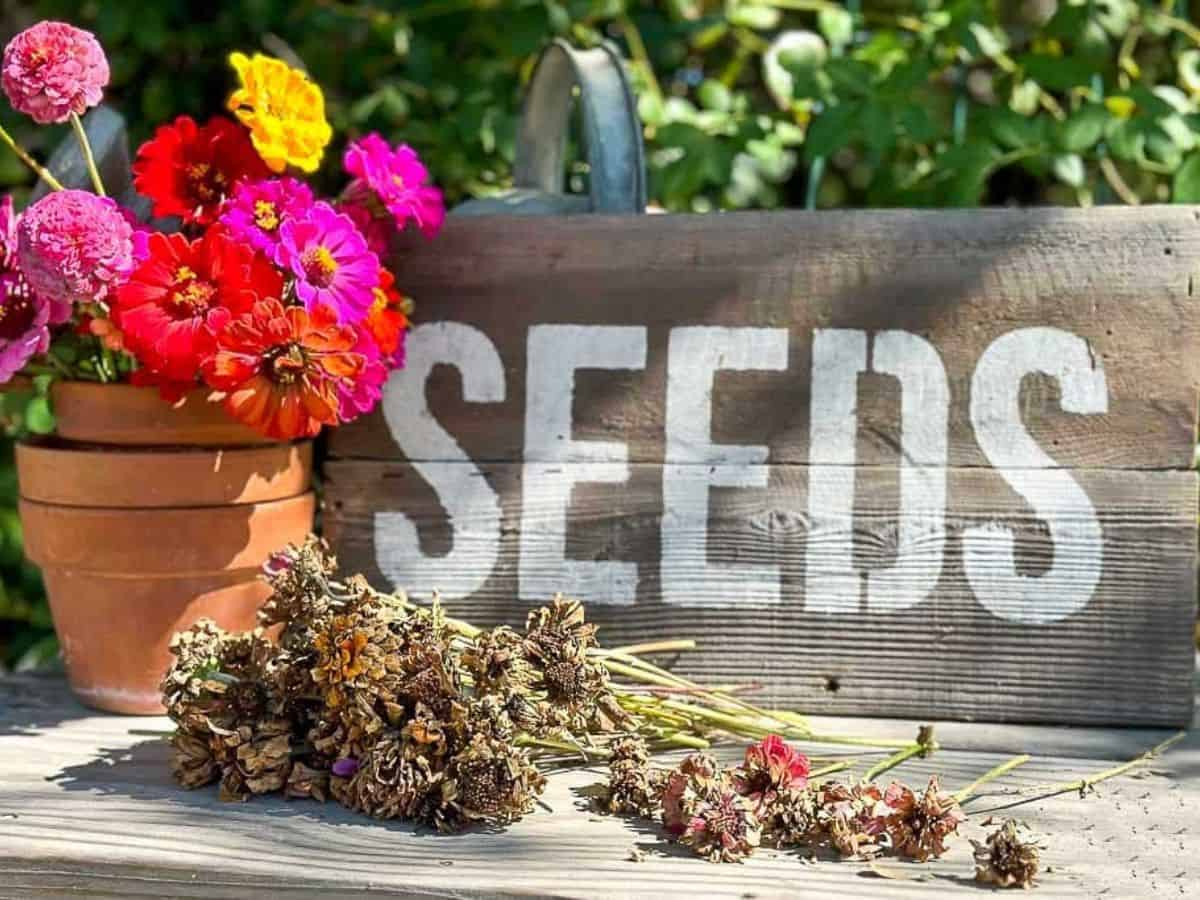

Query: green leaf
31;374;54;396
817;7;854;51
987;107;1044;151
697;79;733;112
1017;54;1096;91
804;101;861;161
1174;153;1200;202
1059;104;1108;153
1052;154;1085;188
728;4;780;30
24;396;55;435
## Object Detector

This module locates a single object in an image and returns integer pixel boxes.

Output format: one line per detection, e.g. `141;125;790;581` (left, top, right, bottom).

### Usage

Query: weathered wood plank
334;207;1200;469
2;675;1198;899
324;461;1197;727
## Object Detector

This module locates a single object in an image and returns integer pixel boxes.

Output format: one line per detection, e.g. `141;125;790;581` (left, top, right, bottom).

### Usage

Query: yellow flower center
186;163;227;202
253;200;280;231
301;245;339;288
170;267;215;314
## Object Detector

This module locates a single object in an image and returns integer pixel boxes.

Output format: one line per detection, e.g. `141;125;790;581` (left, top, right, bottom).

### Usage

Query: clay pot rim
49;381;277;447
16;439;314;508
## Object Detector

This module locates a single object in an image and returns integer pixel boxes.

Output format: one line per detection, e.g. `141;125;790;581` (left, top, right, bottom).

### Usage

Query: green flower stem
70;112;106;196
811;761;853;778
0;122;63;190
952;754;1030;804
606;639;697;657
864;741;930;782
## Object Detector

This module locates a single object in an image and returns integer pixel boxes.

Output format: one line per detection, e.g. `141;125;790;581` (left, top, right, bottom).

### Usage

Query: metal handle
513;39;646;214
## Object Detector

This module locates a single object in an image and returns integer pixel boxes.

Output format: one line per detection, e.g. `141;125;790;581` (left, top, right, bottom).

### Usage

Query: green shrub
3;0;1200;665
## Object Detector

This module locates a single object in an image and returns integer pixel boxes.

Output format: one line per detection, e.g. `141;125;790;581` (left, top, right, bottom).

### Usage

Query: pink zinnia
221;177;314;256
276;201;378;324
17;189;134;306
342;133;445;239
2;21;109;124
336;199;391;257
337;330;389;421
0;275;51;383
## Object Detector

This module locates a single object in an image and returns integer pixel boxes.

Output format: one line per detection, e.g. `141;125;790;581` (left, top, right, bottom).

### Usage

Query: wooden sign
326;207;1200;727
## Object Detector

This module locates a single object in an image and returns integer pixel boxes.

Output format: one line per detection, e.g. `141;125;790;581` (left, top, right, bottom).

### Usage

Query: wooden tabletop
2;671;1197;898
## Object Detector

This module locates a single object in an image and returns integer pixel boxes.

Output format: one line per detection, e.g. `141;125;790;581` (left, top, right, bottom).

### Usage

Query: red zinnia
133;115;269;226
114;228;283;398
205;298;364;440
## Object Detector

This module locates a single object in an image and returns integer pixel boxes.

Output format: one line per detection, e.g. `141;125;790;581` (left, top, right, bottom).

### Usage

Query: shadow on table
0;671;92;737
46;738;515;843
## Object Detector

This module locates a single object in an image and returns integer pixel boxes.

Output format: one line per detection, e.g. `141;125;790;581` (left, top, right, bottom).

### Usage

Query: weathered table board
327;207;1200;727
2;673;1198;898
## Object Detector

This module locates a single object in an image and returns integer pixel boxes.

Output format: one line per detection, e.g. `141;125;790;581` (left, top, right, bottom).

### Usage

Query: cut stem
953;754;1030;804
864;740;932;782
70;112;106;196
0;122;63;190
975;731;1185;814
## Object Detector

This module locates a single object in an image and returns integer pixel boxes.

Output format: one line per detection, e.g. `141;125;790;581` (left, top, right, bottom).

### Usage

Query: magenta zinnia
17;190;134;306
2;21;109;124
276;201;378;325
342;133;445;239
220;177;315;256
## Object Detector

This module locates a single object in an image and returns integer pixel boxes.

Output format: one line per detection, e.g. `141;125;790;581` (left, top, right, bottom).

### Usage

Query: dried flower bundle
601;735;966;865
162;537;655;830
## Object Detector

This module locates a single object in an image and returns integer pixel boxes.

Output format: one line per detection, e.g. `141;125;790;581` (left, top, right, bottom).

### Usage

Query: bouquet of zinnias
0;20;443;438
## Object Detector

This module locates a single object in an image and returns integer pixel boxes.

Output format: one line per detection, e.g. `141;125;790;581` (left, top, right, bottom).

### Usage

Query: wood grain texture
2;674;1199;898
333;207;1200;469
324;461;1197;727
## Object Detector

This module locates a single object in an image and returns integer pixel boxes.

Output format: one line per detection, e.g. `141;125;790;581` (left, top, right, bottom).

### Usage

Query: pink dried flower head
731;735;810;810
276;200;379;325
2;21;109;124
661;752;723;837
0;274;51;382
884;776;965;862
342;133;445;239
220;177;314;256
680;787;763;864
818;781;890;859
17;189;133;307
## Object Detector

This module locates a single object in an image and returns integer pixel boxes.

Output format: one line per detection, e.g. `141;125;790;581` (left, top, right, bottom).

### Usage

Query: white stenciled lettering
662;327;789;606
519;325;647;604
805;330;949;614
374;322;506;599
964;327;1107;624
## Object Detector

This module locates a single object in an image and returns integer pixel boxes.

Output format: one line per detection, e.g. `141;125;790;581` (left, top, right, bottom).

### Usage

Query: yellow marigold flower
226;52;332;174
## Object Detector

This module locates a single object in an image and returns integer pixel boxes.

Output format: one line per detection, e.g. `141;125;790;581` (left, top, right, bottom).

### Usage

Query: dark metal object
454;39;646;216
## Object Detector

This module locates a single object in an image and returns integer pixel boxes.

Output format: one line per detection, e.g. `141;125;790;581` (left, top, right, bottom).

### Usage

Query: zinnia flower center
264;342;308;384
253;200;280;231
186;162;228;202
301;245;339;288
0;291;36;340
169;267;217;314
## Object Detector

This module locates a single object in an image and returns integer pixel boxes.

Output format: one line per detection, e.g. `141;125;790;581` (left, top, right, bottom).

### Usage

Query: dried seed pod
973;819;1041;889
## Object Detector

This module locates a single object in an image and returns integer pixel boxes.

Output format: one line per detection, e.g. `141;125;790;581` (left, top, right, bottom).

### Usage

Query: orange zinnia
204;298;363;439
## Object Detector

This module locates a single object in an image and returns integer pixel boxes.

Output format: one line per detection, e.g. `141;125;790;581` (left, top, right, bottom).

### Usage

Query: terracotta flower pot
16;382;315;715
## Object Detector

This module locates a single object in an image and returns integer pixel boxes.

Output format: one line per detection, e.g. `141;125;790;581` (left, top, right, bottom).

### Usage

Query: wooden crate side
324;461;1197;726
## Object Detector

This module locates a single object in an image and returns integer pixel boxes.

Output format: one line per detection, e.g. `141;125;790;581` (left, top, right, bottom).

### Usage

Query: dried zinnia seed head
884;775;966;862
764;785;821;846
343;732;439;821
679;787;763;864
816;781;890;859
437;734;547;832
601;735;664;819
661;752;725;836
973;819;1041;889
461;626;535;694
258;535;337;627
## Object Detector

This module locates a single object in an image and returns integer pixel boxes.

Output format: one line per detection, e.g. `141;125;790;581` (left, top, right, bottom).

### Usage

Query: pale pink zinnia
342;133;445;239
276;201;378;325
17;189;134;306
219;177;314;256
2;21;109;124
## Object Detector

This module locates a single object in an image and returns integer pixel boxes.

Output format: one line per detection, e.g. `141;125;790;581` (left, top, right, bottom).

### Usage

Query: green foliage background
3;0;1200;667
